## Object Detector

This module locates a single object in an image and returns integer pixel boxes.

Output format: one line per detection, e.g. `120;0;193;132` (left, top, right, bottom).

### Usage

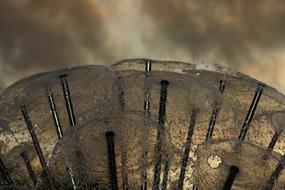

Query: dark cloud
142;0;285;68
0;0;284;93
0;0;112;73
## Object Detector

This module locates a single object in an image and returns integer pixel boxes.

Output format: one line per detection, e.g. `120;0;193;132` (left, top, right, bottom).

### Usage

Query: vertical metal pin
223;166;239;190
141;60;152;190
59;74;76;127
59;74;89;188
161;155;170;190
263;155;285;189
264;129;283;159
158;80;169;128
145;60;152;77
21;105;53;189
46;86;77;189
21;151;37;186
46;87;63;139
152;80;169;190
206;80;225;140
178;108;198;190
66;166;77;190
0;157;13;185
219;80;226;93
237;84;264;142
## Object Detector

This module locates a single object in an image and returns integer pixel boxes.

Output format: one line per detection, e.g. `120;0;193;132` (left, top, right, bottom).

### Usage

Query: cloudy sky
0;0;285;93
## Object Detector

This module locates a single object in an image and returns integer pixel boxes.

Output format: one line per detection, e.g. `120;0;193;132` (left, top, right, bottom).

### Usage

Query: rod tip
230;166;239;174
160;80;169;86
20;105;27;111
59;74;68;78
257;83;266;88
106;131;115;137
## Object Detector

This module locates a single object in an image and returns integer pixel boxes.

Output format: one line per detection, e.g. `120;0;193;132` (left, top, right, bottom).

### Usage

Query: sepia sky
0;0;285;94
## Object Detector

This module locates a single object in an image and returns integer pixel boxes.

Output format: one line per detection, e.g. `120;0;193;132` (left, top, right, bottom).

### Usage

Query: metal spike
141;89;151;189
152;80;169;190
206;80;225;140
264;129;283;159
161;155;170;190
46;86;78;189
0;157;13;185
59;74;76;127
223;166;239;190
178;108;198;190
21;151;37;186
46;87;63;139
263;155;285;189
237;84;264;142
21;105;53;189
145;60;152;77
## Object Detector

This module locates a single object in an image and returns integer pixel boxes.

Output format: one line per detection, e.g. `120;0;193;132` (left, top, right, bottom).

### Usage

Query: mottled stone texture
0;59;284;189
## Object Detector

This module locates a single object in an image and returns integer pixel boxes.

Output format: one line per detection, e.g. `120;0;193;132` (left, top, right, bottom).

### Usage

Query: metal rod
263;155;285;189
161;156;170;190
237;84;264;142
55;77;87;188
219;80;226;93
264;129;283;159
21;151;37;186
59;75;84;168
223;166;239;190
152;135;163;190
144;93;151;119
66;167;77;190
59;75;89;187
158;80;169;128
141;93;150;189
0;157;13;185
106;131;118;190
21;105;53;189
46;87;63;139
141;63;151;189
145;60;152;77
178;108;198;190
206;80;225;140
59;74;76;127
152;80;169;190
46;87;77;189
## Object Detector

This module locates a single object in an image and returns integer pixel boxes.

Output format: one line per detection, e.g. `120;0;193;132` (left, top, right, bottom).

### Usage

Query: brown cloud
0;0;284;94
0;0;112;78
142;0;285;68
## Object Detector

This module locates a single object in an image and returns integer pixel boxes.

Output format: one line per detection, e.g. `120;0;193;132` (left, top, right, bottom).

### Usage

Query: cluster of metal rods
0;74;78;189
1;61;285;190
0;73;120;189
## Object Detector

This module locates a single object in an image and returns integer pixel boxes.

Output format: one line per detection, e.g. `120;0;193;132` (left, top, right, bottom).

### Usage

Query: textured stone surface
0;58;284;189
